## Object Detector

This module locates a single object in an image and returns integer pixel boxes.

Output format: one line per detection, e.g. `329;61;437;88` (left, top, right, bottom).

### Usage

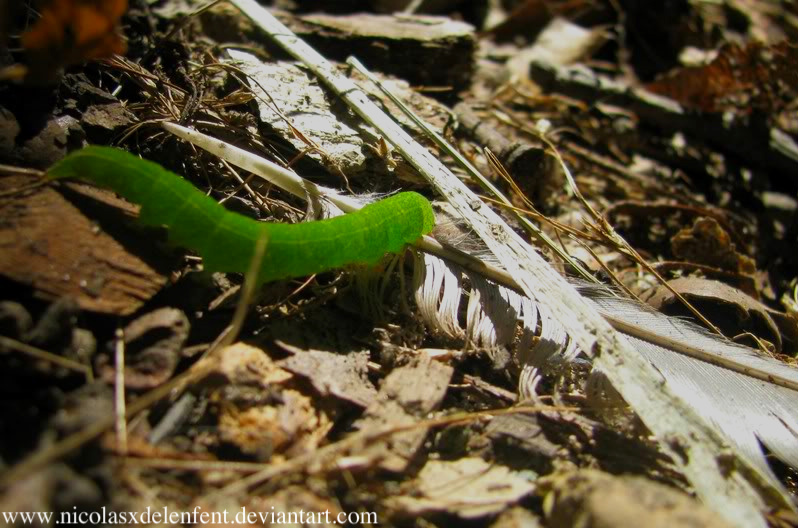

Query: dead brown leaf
387;457;535;519
277;341;378;408
647;41;798;116
22;0;127;66
670;216;755;274
644;277;784;352
211;344;333;460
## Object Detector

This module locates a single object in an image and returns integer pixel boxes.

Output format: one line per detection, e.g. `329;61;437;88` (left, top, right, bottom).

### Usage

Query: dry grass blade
508;117;726;337
348;56;594;283
113;328;128;455
0;336;93;382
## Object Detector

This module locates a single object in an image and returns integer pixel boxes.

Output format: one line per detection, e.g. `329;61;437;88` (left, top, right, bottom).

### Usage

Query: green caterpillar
48;147;435;284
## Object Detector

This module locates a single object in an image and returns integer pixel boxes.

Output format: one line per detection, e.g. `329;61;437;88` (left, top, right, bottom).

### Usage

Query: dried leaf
647;41;798;115
212;344;332;459
213;342;293;387
388;458;535;519
670;217;755;274
17;0;127;81
643;277;783;351
276;341;377;408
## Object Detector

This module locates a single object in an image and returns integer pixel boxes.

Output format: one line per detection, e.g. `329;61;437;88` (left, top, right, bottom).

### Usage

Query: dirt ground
1;1;798;527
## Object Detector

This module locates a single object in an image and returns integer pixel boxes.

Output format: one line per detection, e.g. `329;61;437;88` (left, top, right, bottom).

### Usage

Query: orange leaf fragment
20;0;127;75
647;41;798;115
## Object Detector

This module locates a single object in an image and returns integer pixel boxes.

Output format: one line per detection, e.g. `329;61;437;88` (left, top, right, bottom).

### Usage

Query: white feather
581;288;798;477
412;249;798;490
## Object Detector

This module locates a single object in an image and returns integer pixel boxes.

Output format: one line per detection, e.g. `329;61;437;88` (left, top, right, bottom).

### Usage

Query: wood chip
0;175;169;315
284;12;475;90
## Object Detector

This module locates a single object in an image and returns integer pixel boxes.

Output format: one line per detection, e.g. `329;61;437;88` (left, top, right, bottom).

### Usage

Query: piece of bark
355;353;453;473
227;53;377;179
226;51;452;185
281;12;475;91
528;60;798;190
0;175;170;315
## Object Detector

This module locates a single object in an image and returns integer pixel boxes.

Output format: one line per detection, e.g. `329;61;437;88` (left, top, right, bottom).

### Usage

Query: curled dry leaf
643;277;785;352
670;217;755;275
211;344;332;459
98;307;189;390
